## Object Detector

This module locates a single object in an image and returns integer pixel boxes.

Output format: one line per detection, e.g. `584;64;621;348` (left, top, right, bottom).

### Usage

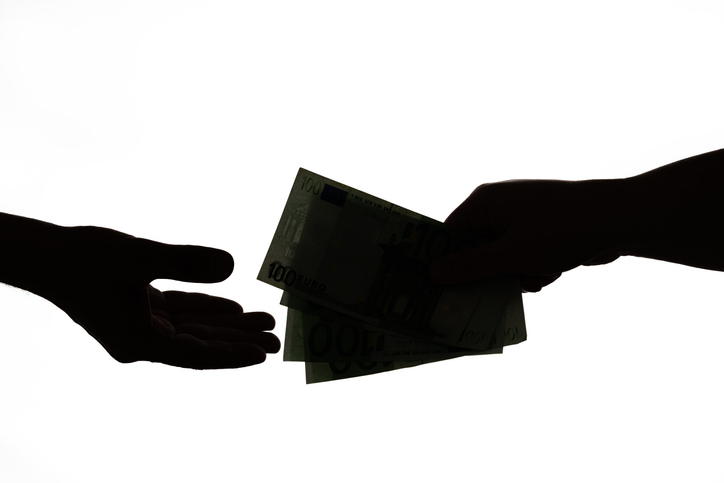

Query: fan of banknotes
258;168;526;383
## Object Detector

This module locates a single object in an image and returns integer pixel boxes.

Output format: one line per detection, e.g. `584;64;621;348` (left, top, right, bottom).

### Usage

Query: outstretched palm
35;226;280;369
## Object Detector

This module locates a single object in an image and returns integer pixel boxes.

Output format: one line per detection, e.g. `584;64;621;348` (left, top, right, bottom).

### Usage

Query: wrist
572;177;634;263
604;176;646;258
0;213;69;296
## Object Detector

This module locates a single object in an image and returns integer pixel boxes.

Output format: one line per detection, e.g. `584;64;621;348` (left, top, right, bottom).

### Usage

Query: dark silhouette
0;214;280;369
430;148;724;292
4;149;721;367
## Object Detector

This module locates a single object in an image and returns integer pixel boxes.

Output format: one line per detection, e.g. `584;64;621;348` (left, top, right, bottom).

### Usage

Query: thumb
429;241;509;285
133;239;235;283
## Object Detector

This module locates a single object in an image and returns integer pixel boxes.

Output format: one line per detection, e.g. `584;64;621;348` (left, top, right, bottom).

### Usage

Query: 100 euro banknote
282;292;510;383
282;291;515;363
258;168;526;351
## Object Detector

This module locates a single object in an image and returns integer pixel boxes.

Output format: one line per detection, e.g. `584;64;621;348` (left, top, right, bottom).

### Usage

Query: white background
1;1;724;481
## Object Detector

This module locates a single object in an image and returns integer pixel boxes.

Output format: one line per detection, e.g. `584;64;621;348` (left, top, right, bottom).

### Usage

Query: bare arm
618;149;724;270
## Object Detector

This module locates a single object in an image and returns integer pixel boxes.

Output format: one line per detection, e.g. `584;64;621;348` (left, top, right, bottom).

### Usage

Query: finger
151;336;269;369
134;239;234;283
443;186;487;228
173;323;281;353
583;252;620;266
161;291;243;315
170;311;276;330
443;184;500;239
444;203;476;229
521;274;561;293
429;242;511;284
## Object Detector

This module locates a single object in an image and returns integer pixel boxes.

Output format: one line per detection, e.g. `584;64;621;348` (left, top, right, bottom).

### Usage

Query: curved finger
583;252;621;266
149;336;270;369
170;311;275;330
173;323;281;353
521;274;561;293
162;291;243;315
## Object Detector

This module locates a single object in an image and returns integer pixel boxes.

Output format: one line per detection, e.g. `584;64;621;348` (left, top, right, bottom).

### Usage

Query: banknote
282;291;509;363
258;168;526;352
304;355;465;384
281;294;498;383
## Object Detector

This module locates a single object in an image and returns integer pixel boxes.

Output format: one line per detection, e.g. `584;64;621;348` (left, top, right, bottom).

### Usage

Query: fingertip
175;245;234;283
243;344;268;366
208;249;234;281
250;330;281;355
260;312;276;330
267;333;281;354
521;274;561;293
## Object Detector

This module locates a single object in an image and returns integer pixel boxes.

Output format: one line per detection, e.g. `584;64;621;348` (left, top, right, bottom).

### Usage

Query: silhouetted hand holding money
430;148;724;292
1;214;280;369
428;179;622;292
259;168;526;382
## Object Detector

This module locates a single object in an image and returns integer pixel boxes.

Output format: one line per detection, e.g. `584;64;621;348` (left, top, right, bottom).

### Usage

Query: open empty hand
26;225;280;369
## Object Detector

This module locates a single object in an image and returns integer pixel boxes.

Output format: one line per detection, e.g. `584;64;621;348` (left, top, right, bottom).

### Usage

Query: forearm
0;213;68;296
616;149;724;270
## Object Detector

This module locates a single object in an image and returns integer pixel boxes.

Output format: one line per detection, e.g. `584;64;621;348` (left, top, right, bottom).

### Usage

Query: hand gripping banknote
258;168;526;383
